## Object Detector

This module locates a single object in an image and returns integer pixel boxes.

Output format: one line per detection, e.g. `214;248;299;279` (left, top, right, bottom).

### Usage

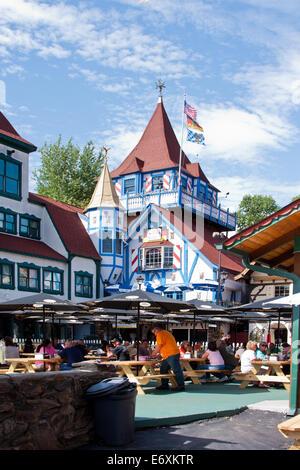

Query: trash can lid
86;377;130;398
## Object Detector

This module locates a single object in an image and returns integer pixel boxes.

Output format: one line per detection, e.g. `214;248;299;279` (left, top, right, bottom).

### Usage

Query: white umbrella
263;293;300;307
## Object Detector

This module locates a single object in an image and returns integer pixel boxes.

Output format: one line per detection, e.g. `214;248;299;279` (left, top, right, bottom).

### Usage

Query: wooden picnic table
180;357;206;384
5;357;59;373
234;360;291;390
97;359;177;395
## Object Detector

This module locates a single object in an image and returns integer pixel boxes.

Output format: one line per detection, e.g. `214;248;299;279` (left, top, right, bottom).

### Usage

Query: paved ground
82;407;293;451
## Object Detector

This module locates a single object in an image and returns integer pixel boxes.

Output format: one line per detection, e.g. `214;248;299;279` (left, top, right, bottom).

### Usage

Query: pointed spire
84;151;120;212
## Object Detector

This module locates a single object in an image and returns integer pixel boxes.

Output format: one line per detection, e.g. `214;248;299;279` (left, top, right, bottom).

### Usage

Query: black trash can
86;377;137;446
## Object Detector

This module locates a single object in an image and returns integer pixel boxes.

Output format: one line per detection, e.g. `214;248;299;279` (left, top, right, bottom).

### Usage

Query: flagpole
178;92;186;188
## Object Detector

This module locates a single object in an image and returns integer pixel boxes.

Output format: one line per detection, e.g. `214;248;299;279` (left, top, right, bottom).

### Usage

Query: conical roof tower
111;96;210;183
85;158;120;212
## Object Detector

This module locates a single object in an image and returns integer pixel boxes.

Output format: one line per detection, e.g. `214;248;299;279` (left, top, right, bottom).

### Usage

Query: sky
0;0;299;213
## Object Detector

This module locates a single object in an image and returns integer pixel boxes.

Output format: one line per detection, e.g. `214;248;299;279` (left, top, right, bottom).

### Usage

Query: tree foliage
291;195;300;202
33;136;105;209
236;194;280;232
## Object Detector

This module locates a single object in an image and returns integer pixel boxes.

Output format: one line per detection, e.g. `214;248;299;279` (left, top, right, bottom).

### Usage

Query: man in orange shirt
151;325;185;391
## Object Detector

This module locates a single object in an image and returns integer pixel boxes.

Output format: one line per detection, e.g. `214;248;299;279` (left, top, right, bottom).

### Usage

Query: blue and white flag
187;129;205;145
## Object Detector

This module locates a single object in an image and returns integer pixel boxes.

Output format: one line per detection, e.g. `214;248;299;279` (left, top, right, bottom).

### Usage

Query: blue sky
0;0;299;213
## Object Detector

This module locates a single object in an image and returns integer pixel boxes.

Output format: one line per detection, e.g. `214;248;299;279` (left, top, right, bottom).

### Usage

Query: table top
252;360;291;366
180;357;205;362
6;357;58;363
102;359;160;366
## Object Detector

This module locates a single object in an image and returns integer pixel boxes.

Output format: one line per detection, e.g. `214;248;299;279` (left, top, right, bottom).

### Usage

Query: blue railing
120;188;236;230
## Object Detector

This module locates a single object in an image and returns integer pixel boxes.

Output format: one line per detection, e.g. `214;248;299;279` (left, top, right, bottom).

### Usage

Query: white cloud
213;175;300;212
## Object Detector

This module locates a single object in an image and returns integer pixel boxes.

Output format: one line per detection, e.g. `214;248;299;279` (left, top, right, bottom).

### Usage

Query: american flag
184;100;197;120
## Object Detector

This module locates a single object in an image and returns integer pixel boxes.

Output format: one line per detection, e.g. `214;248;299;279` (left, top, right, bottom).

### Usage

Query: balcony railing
119;188;236;230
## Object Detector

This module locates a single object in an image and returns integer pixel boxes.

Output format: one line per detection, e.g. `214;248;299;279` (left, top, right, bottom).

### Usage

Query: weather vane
156;79;166;97
103;147;111;163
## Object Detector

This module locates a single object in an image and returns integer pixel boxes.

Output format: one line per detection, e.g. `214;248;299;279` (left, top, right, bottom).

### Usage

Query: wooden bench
233;361;291;390
278;414;300;450
183;369;233;378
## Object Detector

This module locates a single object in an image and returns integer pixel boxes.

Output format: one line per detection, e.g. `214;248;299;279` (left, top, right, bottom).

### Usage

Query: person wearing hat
110;338;130;361
151;325;185;392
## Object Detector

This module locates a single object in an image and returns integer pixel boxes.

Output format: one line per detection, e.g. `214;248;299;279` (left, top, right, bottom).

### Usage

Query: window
0;260;14;289
124;178;135;194
165;292;183;300
43;268;63;295
140;246;174;271
275;285;290;297
164;247;173;268
145;248;161;269
152;175;163;191
181;177;188;191
19;215;40;239
0;156;21;199
198;182;206;199
115;231;122;255
18;264;40;292
102;229;113;253
75;272;93;298
0;209;17;234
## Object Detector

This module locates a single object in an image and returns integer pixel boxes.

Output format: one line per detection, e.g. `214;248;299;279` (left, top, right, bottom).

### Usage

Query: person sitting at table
241;340;269;388
197;341;228;383
126;342;138;359
1;336;20;364
110;338;130;361
151;325;185;392
179;341;192;359
74;339;90;356
267;342;276;355
235;343;246;362
52;338;64;352
281;342;291;376
138;339;152;358
57;339;87;369
35;339;58;371
216;339;238;380
23;337;35;354
256;342;268;360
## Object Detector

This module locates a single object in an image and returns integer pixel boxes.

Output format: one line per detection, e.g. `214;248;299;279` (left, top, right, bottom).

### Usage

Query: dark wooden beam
268;249;294;268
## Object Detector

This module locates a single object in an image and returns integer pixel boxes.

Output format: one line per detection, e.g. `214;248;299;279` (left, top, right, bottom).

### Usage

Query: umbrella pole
192;312;196;355
43;306;46;372
115;313;118;337
277;313;281;353
136;302;140;361
234;321;237;353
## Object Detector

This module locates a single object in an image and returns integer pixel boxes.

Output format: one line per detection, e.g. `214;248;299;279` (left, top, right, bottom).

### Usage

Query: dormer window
19;215;40;239
0;154;21;200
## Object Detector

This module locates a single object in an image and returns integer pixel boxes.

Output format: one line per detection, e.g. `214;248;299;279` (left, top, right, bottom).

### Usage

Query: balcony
119;188;236;230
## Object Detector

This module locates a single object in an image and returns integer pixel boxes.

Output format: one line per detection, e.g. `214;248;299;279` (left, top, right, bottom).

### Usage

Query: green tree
291;195;300;202
236;194;280;231
33;136;105;209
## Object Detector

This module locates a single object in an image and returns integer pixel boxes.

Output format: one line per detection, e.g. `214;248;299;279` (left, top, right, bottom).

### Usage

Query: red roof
154;205;243;273
111;100;211;183
29;193;101;260
0;111;36;151
0;232;67;261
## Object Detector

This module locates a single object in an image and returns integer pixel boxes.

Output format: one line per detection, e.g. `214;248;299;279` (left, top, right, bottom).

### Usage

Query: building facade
0;96;244;341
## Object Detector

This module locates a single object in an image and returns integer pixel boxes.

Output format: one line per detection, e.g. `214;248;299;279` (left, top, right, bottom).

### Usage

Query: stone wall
0;365;118;450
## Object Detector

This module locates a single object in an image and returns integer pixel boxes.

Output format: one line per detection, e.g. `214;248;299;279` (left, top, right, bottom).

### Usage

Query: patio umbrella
85;290;193;359
186;299;227;352
0;294;88;370
263;293;300;307
228;296;292;312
